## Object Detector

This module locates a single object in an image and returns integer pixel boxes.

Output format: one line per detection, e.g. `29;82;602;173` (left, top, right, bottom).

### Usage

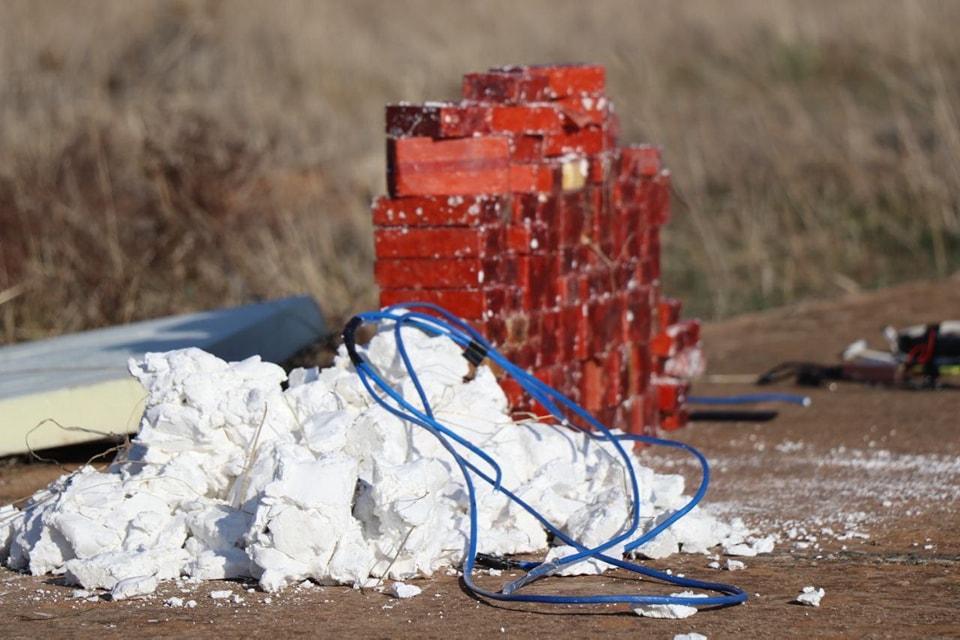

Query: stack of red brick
372;64;701;436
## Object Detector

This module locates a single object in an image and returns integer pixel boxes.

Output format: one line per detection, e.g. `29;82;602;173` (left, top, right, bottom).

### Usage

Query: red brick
497;64;606;98
511;192;557;224
624;286;653;343
650;171;672;225
626;395;642;436
562;363;583;404
508;220;557;255
555;274;581;307
659;409;689;431
374;226;505;259
373;257;503;289
640;227;660;260
614;176;655;214
587;152;613;184
583;267;611;300
378;287;506;321
649;252;661;283
653;375;688;413
510;135;545;163
612;207;633;255
558;190;588;248
663;319;700;351
560;304;590;361
651;320;700;358
627;343;651;396
385;102;491;138
617;204;654;244
588;197;614;247
483;315;507;346
489;103;565;134
554;93;611;127
499;377;526;409
509;163;557;194
603;346;629;407
636;256;658;286
581;357;604;413
620;145;662;179
611;404;631;434
387;136;511;196
627;395;649;437
554;246;579;272
645;387;661;431
540;310;560;364
612;179;631;211
503;341;539;370
372;194;509;227
462;72;551;103
578;187;603;248
615;261;636;290
524;255;557;309
652;355;667;376
533;364;563;393
505;284;528;315
659;297;683;328
588;294;622;356
651;331;675;358
596;406;618;431
544;125;607;156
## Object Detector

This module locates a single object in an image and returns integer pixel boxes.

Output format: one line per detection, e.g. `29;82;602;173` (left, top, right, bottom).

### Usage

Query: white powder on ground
658;436;960;547
0;324;766;597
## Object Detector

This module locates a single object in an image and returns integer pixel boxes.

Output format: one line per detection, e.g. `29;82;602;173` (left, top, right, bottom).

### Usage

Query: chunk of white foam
796;586;825;607
390;582;422;598
633;591;706;619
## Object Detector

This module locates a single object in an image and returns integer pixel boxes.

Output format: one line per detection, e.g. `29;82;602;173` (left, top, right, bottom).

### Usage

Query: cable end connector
501;559;562;594
463;339;489;367
342;316;366;368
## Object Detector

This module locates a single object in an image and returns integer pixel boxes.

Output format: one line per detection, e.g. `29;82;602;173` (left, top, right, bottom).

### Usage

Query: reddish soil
1;278;959;639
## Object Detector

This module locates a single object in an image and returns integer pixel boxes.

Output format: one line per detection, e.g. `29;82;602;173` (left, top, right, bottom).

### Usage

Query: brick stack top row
372;64;702;436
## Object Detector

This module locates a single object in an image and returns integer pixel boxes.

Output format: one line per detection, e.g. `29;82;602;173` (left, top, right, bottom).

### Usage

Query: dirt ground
1;278;959;639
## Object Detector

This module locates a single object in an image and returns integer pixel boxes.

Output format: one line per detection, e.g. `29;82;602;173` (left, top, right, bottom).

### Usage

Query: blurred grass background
1;0;958;343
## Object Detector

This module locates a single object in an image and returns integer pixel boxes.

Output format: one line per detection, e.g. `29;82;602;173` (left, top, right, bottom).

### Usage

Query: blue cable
688;393;811;407
343;302;747;612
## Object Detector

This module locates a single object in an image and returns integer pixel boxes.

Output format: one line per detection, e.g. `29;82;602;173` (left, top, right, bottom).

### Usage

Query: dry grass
1;0;958;342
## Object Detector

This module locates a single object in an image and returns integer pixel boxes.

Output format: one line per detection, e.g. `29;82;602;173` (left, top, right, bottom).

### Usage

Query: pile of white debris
0;324;772;599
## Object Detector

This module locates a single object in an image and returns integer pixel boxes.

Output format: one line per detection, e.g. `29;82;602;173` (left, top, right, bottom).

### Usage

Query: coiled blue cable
343;302;747;612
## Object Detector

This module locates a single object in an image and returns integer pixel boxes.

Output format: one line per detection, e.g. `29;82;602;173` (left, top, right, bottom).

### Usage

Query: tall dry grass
1;0;958;342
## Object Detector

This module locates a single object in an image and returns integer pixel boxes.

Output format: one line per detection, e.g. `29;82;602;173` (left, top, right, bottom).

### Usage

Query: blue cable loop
344;302;748;611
